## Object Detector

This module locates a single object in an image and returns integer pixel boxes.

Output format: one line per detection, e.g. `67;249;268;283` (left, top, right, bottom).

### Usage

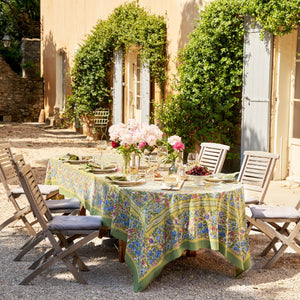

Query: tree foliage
65;1;167;120
0;0;40;73
247;0;300;36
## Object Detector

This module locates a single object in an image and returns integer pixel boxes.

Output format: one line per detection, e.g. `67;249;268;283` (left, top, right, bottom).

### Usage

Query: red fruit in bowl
186;165;212;176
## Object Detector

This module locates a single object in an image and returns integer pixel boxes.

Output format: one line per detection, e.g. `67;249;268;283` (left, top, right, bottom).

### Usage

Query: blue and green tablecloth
45;157;251;292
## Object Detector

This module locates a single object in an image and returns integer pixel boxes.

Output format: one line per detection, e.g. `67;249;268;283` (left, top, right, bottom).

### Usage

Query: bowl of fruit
186;165;212;185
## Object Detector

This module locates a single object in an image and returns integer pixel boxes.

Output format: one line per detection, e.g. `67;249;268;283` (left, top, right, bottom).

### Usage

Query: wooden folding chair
0;144;78;233
237;151;279;205
14;162;105;285
248;201;300;268
197;142;230;173
0;144;47;234
11;154;81;261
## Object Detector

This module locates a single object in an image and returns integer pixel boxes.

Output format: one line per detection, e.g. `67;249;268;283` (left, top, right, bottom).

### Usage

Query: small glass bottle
168;159;178;175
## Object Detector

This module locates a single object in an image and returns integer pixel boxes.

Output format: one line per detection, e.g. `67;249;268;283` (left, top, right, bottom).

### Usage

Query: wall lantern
3;34;11;47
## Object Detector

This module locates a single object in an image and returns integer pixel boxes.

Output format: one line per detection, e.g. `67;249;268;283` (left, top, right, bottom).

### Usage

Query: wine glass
187;152;197;167
157;146;168;165
145;153;159;179
97;140;107;165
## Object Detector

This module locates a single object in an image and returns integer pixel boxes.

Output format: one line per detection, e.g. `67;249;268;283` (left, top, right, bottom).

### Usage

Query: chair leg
14;232;44;261
264;244;289;268
261;237;278;257
20;231;99;284
20;251;87;285
28;248;55;270
0;206;36;235
56;232;89;271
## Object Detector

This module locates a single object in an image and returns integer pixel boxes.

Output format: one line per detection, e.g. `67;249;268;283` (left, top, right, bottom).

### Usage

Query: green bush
247;0;300;36
157;0;300;152
157;0;245;151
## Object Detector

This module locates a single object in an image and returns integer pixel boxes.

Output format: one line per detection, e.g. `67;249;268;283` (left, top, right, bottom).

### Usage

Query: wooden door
289;27;300;179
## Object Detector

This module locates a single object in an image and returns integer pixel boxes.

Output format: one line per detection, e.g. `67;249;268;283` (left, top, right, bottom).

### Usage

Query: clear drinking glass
97;140;107;164
144;153;158;180
157;146;168;166
187;152;197;167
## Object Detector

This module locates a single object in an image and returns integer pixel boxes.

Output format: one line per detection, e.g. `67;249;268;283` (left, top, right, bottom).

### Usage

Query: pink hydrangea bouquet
108;119;163;174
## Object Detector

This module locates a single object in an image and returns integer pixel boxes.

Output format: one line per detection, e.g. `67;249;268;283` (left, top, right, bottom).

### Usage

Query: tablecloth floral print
45;158;251;292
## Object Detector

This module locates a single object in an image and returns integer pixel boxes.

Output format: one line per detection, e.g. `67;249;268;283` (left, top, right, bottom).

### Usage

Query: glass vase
168;159;178;175
122;153;131;176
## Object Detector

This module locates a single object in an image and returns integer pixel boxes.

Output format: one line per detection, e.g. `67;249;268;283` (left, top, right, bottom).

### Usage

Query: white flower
168;135;182;146
141;124;163;146
109;120;163;149
109;123;126;141
120;133;135;145
127;119;139;131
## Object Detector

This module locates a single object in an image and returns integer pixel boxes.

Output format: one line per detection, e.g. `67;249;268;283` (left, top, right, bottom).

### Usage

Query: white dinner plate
64;159;92;164
110;179;145;187
89;168;117;174
204;177;222;183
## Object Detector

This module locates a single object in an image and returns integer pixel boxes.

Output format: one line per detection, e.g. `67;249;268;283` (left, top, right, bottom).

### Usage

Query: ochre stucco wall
41;0;207;118
271;31;297;180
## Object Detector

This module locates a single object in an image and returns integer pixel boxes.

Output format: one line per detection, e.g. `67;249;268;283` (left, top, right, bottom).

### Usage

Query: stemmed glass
187;152;197;168
97;140;107;165
144;153;159;181
157;146;168;165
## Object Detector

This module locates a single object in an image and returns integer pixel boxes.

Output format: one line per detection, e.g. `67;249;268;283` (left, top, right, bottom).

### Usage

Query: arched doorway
113;46;152;125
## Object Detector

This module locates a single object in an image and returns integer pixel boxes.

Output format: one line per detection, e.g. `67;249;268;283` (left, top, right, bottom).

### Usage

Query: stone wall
0;56;44;122
21;38;41;78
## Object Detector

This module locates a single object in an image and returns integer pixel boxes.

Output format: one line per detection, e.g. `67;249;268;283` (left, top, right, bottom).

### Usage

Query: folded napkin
59;153;79;161
105;175;128;182
161;180;184;191
83;163;116;173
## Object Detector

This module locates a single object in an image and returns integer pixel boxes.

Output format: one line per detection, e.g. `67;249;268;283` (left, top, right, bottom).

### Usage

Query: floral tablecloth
45;157;251;292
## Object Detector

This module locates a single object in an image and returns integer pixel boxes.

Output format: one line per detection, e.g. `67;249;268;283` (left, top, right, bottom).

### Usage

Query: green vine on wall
247;0;300;36
156;0;246;152
65;1;167;120
157;0;300;153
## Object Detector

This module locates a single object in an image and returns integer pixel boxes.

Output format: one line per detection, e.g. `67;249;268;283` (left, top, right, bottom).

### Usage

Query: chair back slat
0;144;20;190
197;142;230;174
12;160;52;229
238;151;279;204
93;108;110;127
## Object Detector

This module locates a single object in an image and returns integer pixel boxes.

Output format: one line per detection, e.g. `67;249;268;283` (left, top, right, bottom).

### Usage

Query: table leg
118;240;127;263
79;206;86;215
186;250;197;257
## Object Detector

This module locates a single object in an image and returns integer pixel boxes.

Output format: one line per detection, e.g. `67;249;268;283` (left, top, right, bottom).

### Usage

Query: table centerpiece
108;119;163;176
161;135;185;175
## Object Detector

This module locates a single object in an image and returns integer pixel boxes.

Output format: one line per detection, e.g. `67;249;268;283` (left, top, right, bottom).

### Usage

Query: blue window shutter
241;16;273;157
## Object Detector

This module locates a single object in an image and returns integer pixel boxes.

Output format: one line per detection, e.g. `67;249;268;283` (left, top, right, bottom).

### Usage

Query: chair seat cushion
45;198;80;210
250;205;300;219
49;215;102;231
12;184;59;196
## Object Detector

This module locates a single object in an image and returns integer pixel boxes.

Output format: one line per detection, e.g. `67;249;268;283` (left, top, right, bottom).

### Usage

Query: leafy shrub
157;0;245;151
65;1;167;121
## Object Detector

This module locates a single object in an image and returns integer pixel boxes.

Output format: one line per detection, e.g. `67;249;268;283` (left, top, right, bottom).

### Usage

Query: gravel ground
0;123;300;300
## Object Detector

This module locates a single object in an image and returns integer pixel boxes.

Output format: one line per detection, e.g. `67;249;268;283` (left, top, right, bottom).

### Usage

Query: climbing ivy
65;1;167;120
157;0;300;152
156;0;246;151
247;0;300;36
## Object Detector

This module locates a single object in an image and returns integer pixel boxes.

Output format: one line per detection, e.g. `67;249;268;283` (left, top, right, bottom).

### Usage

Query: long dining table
45;157;251;292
